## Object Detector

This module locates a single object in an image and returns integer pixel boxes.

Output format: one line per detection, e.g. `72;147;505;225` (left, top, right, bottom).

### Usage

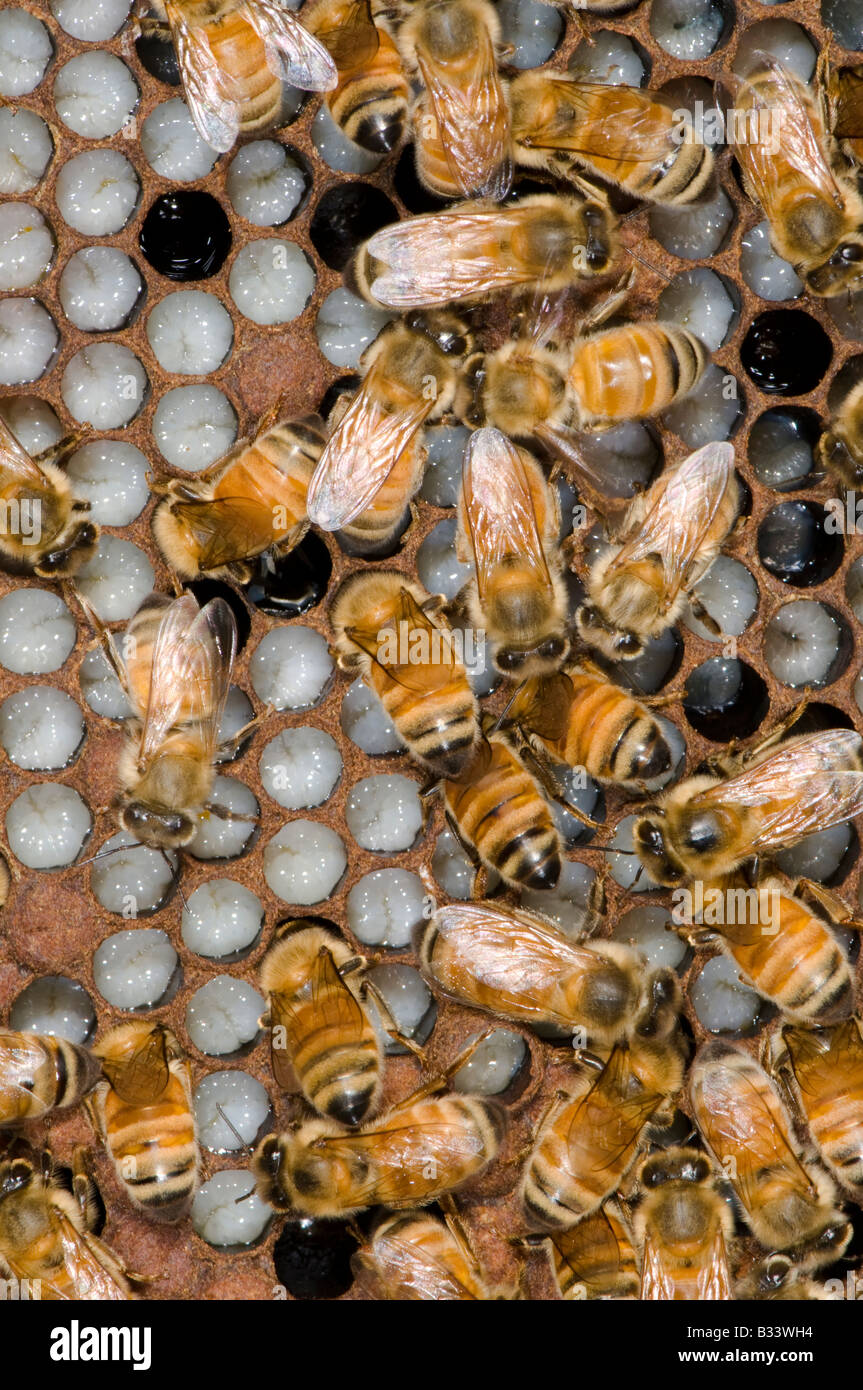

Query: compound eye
539;636;565;660
839;243;863;264
616;632;641;656
685;814;720;853
497;648;525;671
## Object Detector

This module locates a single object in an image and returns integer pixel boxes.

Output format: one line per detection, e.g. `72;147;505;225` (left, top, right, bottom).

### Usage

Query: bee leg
136;14;170;38
687;596;723;638
202;801;259;824
576;268;637;336
33;430;83;466
216;704;274;758
567;6;596;47
361;978;428;1063
440;1195;483;1272
69;1148;105;1234
419;593;447;616
388;1028;499;1109
793;876;863;930
518;742;600;829
743;696;812;762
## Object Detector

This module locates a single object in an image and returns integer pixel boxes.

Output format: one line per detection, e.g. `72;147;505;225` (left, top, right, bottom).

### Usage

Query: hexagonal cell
364;962;436;1055
74;536;156;622
185;977;265;1056
64;440;151;525
310;184;398;272
146;291;234;375
0;299;58;385
152;386;238;471
315;288;392;368
0;10;53;97
181;880;264;960
764;601;850;690
139;192;231;282
140;99;218;182
452;1029;527;1095
93;928;180;1010
263;821;347;905
226;141;309;226
91;833;177;916
188;776;259;861
6;783;92;869
0;687;85;771
194;1071;271;1154
249;626;333;711
748;407;819;491
55;150;140;236
346;868;428;949
49;0;131;40
61;343;148;429
53;52;139;138
229;239;315;325
657;269;738;352
0;204;54;291
345;774;423;853
690;954;765;1037
10;976;95;1043
0;589;76;675
739;221;803;303
568;29;647;85
259;726;342;810
59;248;144;333
192;1172;271;1249
0;108;53;194
757;501;843;588
649;185;734;260
683;657;769;741
741;310;832;396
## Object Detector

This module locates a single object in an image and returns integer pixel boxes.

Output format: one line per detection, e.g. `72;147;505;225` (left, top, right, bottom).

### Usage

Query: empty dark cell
789;701;856;734
135;33;181;85
187;578;251;650
683;657;768;741
139;193;231;281
273;1218;357;1300
244;533;333;617
310;185;399;271
757;501;843;587
740;310;832;395
393;145;453;214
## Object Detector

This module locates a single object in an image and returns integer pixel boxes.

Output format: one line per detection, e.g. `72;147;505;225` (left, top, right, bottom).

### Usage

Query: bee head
119;801;197;850
575;603;643;662
251;1135;292;1213
35;519;100;578
631;811;687;887
494;633;569;679
806;239;863;297
639;1147;711;1189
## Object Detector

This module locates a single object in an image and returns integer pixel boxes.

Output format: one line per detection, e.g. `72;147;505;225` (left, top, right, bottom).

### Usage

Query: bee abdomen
109;1111;198;1221
209;13;283;132
570;324;707;425
647;137;714;205
300;1040;380;1126
390;690;478;777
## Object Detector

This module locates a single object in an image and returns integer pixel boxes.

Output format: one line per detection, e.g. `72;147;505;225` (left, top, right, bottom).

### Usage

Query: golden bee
142;0;337;152
86;1022;199;1223
351;193;619;310
330;570;480;778
0;1030;101;1127
419;901;662;1050
678;873;856;1026
307;313;471;541
352;1209;510;1299
827;62;863;166
737;1254;834;1302
576;440;740;661
689;1041;850;1268
541;1201;638;1300
635;1148;733;1302
816;380;863;489
89;590;240;852
634;724;863;889
441;730;564;893
771;1017;863;1196
455;428;570;680
253;1089;506;1217
151;413;321;584
510;73;714;205
305;0;409;153
259;920;383;1126
729;55;863;297
507;665;674;794
397;0;512;199
0;414;98;580
0;1146;133;1300
521;978;686;1229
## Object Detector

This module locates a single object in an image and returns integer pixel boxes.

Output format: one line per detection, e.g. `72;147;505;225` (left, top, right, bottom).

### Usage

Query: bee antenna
75;844;124;869
492;681;526;733
216;1103;250;1154
623;245;673;284
160;848;186;907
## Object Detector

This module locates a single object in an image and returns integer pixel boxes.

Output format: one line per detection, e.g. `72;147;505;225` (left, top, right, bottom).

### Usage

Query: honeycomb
1;0;863;1301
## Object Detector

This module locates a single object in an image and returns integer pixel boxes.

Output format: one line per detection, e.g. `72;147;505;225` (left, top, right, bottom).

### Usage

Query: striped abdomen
289;987;381;1127
101;1067;198;1221
569;324;706;429
207;7;283;135
328;25;408;152
724;889;853;1025
551;671;671;788
215;430;316;542
371;660;478;778
445;738;561;890
339;437;426;555
806;1079;863;1190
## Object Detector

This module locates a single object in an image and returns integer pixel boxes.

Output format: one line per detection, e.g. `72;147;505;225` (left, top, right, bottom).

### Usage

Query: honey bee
351;193;619;310
253;1089;506;1217
816;380;863;490
305;0;409;153
728;55;863;297
455;427;570;679
689;1041;851;1268
737;1254;834;1301
521;978;686;1229
771;1018;863;1196
0;1030;101;1128
0;415;98;580
510;73;714;206
86;1023;199;1223
635;1148;733;1301
441;730;564;893
91;590;239;851
143;0;337;153
398;0;512;200
680;873;856;1025
330;570;480;778
0;1146;133;1299
576;440;740;661
633;724;863;889
419;901;661;1050
827;63;863;166
542;1201;638;1300
151;413;321;584
259;920;383;1126
307;313;471;537
353;1209;509;1299
508;665;673;793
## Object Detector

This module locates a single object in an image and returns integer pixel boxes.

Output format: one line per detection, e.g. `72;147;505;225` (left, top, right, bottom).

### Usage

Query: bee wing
726;55;844;229
313;0;380;71
165;0;240;152
638;1225;679;1301
551;1206;623;1291
416;25;512;200
269;947;370;1094
523;81;682;164
460;427;553;607
102;1027;171;1107
56;1216;130;1301
317;1112;486;1207
172;496;285;571
365;207;533;308
138;594;236;770
566;1047;662;1172
0;414;54;490
365;1230;478;1300
347;586;462;695
509;672;574;744
242;0;338;90
307;362;433;530
831;67;863;140
697;1226;733;1301
610;442;736;603
696;728;863;850
788;1018;862;1099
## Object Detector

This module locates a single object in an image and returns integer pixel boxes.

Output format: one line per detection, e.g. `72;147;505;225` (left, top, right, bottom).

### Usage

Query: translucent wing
317;1111;487;1207
0;1032;52;1121
521;81;681;164
364;1230;478;1300
609;442;736;602
640;1223;732;1301
312;0;379;70
56;1217;130;1301
695;728;863;849
832;67;863;140
728;55;844;229
307;361;433;530
638;1226;678;1301
0;415;52;492
364;207;535;308
509;672;574;744
102;1027;170;1107
565;1046;660;1172
166;0;239;152
551;1206;624;1293
347;586;462;695
269;947;369;1094
416;24;512;200
172;496;286;570
138;594;236;770
460;427;552;606
243;0;338;91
